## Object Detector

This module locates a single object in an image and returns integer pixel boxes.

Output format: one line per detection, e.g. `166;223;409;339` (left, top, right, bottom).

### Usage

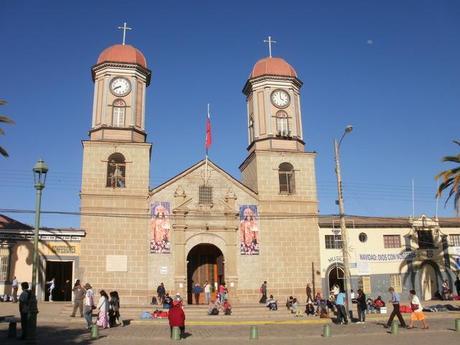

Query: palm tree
0;99;15;157
436;140;460;214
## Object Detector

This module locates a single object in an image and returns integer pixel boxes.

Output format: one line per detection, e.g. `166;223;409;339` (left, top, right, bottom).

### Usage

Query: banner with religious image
150;201;171;254
239;205;259;255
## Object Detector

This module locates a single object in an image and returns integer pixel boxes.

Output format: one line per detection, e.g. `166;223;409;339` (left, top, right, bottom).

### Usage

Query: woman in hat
168;300;186;338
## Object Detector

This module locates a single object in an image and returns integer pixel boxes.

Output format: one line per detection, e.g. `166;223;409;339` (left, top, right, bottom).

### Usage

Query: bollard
391;321;399;335
455;319;460;332
91;324;99;339
7;321;17;338
322;324;331;337
171;326;181;341
249;325;258;340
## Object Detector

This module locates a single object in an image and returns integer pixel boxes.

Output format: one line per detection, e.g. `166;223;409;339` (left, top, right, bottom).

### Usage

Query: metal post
334;127;353;319
29;159;48;339
31;186;43;295
29;185;43;339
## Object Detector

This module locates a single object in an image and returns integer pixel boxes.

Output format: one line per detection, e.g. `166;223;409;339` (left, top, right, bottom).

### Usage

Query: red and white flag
205;107;212;153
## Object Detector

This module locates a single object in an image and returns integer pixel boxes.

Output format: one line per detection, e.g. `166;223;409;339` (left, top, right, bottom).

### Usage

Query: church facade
79;43;321;304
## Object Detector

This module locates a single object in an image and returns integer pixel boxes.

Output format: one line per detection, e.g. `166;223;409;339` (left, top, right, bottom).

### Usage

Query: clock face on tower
271;89;290;108
110;77;131;97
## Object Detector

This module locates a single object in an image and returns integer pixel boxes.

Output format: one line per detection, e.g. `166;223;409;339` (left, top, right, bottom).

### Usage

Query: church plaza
1;301;460;344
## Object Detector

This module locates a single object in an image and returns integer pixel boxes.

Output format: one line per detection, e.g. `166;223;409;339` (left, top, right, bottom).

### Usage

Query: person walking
407;290;428;329
108;291;121;327
455;276;460;296
335;290;348;324
12;276;18;303
203;281;211;305
83;283;95;329
259;281;267;304
168;300;186;339
18;282;31;340
385;287;407;328
70;279;86;317
356;289;367;323
96;290;109;329
46;278;56;302
306;283;313;303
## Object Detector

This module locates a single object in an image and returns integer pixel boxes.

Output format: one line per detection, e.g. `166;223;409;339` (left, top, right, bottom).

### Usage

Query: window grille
383;235;401;248
325;235;343;249
0;248;9;281
199;185;213;205
390;274;402;293
449;234;460;247
112;99;126;127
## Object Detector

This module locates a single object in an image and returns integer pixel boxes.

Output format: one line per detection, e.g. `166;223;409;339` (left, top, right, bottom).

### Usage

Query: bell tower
239;40;321;298
79;27;152;303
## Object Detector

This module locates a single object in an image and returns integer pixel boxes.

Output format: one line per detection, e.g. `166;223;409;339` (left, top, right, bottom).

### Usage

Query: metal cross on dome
263;36;277;58
118;22;132;45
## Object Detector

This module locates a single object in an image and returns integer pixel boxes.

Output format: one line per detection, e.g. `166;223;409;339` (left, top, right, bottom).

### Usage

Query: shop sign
359;251;416;262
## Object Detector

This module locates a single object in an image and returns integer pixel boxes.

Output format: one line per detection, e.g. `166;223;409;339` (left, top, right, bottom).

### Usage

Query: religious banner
150;201;171;254
239;205;259;255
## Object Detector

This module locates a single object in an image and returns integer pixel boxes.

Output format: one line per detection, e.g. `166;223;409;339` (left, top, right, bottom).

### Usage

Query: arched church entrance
327;264;344;293
186;244;224;305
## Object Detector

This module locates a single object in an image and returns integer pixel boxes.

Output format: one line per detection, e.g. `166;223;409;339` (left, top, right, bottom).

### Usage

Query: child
407;290;428;329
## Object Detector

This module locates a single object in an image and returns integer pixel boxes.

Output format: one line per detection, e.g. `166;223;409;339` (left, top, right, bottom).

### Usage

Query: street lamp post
334;125;353;317
30;159;48;338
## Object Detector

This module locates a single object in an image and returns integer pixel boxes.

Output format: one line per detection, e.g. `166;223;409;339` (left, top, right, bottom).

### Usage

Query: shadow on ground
0;324;105;344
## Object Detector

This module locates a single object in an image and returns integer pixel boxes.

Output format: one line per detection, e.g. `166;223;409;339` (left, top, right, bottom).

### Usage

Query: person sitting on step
266;295;278;311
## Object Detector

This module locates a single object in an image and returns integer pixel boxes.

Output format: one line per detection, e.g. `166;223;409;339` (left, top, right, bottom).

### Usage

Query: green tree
436;140;460;214
0;99;15;157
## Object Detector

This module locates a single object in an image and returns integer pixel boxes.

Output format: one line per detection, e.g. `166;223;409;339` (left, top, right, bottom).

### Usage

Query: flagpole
205;103;210;185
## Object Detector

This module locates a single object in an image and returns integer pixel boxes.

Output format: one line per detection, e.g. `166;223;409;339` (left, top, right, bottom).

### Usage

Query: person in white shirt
12;277;19;303
407;289;428;329
204;281;211;305
83;283;95;329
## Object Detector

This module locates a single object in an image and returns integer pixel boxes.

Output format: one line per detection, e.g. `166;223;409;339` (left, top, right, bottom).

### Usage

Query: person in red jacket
168;301;185;338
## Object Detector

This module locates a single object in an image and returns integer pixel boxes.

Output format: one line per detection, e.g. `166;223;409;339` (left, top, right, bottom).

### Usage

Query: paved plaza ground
1;302;459;344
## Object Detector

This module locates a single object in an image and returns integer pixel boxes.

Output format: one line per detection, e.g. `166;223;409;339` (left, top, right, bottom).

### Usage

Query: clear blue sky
1;0;459;228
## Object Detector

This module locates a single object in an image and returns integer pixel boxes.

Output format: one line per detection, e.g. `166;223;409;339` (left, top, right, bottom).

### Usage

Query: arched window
106;153;126;188
276;111;289;137
249;116;255;142
279;162;295;194
112;99;126;127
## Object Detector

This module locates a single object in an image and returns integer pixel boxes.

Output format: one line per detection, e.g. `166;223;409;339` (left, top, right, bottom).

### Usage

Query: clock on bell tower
89;43;151;142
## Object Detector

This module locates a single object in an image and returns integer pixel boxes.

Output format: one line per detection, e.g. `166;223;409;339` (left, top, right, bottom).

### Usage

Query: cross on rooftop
263;36;277;58
118;22;132;45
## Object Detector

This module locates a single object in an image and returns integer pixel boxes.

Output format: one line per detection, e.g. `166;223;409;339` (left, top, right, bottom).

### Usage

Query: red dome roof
97;44;147;68
250;57;297;78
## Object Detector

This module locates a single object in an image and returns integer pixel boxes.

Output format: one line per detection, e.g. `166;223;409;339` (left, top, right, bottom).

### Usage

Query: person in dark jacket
356;289;367;323
168;301;185;338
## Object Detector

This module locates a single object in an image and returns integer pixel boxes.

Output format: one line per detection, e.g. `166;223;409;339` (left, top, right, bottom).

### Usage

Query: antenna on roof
411;178;415;218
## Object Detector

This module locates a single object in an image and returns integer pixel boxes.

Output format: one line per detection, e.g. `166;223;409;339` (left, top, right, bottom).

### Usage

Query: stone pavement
1;301;459;344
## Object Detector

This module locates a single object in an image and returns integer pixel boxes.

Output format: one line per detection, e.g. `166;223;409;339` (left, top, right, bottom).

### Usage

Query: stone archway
326;263;344;293
184;234;227;305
